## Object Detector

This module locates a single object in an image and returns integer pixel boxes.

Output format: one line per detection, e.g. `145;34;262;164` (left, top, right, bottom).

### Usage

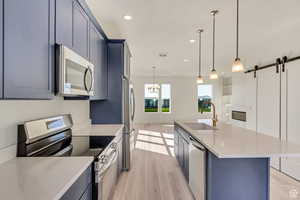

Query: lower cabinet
174;127;189;180
61;165;92;200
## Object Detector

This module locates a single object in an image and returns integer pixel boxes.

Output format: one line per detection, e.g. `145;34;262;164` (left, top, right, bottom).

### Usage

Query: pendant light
209;10;219;80
232;0;244;72
149;66;160;93
197;29;204;84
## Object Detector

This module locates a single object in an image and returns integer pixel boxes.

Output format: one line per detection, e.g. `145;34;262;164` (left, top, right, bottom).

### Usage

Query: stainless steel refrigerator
90;40;135;171
122;75;135;170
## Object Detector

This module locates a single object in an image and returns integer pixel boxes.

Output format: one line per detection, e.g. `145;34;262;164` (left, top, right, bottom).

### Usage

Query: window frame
197;84;213;113
144;83;171;113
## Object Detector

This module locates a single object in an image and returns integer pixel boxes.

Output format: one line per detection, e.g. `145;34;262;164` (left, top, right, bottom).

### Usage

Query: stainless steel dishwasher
189;136;206;200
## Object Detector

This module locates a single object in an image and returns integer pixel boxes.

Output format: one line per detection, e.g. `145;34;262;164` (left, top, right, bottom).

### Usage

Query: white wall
0;97;90;164
231;73;257;131
132;76;223;124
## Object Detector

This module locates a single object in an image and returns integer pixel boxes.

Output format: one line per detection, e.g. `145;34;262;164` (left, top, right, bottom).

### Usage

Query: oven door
58;45;94;96
97;144;119;200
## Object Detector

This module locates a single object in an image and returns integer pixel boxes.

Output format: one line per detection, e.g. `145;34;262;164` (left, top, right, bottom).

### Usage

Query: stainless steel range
17;114;122;200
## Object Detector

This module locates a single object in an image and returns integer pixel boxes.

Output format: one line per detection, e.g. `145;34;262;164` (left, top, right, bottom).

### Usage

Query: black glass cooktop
70;136;104;158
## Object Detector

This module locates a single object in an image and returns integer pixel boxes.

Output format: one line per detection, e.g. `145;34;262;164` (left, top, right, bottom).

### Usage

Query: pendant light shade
197;75;204;84
196;29;204;84
232;0;244;72
209;10;219;80
232;57;244;72
209;69;218;80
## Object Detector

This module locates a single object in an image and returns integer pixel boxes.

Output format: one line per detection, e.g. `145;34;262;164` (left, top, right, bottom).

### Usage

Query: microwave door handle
83;68;89;92
88;67;94;92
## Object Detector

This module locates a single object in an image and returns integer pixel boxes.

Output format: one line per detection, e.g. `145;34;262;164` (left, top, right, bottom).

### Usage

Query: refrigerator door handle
131;88;136;121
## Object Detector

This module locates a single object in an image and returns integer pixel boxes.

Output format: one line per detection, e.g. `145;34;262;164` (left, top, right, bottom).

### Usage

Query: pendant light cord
212;12;216;70
236;0;239;58
198;30;202;76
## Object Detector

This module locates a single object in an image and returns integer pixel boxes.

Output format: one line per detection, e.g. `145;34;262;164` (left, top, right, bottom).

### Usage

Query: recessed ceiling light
123;15;132;20
183;59;189;62
189;39;196;43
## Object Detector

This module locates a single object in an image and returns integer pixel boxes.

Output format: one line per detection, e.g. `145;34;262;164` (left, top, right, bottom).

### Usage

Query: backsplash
0;97;90;164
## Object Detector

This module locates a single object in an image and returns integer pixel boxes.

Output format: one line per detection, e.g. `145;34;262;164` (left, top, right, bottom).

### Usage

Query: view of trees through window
144;84;171;113
198;84;213;113
161;84;171;112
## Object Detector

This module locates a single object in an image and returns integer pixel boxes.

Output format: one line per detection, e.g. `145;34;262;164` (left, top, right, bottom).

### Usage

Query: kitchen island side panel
207;152;270;200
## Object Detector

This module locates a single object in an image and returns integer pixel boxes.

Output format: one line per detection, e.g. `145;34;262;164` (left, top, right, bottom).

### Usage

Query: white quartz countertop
0;157;93;200
72;124;123;136
175;120;300;158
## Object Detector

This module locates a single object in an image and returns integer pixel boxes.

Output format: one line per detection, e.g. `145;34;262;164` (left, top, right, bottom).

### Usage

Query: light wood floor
112;124;300;200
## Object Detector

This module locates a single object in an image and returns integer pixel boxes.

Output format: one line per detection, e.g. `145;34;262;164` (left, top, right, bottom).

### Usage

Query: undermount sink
184;122;217;131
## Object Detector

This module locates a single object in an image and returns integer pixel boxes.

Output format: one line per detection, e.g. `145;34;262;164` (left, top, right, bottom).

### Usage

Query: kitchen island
174;120;300;200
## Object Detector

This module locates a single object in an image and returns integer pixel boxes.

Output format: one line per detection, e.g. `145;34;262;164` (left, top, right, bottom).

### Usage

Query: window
144;84;171;113
198;84;213;113
161;84;171;113
145;84;159;112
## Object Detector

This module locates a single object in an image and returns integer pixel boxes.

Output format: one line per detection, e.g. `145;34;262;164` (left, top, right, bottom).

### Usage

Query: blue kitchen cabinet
89;22;108;100
3;0;55;99
0;0;3;98
90;40;131;124
56;0;73;48
73;0;89;59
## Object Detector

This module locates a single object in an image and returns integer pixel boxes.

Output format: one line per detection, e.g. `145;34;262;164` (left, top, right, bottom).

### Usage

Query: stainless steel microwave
56;45;95;96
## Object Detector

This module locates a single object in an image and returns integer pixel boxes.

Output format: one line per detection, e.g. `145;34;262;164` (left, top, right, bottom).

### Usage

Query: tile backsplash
0;97;90;164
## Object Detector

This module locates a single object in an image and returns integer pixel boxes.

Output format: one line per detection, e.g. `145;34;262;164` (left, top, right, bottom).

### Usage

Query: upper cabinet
0;0;108;99
56;0;73;48
89;23;107;100
72;0;89;59
0;0;3;98
3;0;55;99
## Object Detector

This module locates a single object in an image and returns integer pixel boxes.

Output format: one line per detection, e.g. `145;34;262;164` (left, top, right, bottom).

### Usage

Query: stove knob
110;142;117;150
100;155;107;164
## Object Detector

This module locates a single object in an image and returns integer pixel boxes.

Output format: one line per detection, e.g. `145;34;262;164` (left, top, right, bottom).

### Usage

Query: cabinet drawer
60;166;92;200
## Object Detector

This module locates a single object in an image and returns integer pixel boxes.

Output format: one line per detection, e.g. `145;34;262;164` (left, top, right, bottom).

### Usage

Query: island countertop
175;120;300;158
0;157;93;200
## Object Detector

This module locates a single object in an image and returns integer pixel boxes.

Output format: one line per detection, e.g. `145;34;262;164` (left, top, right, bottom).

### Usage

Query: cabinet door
73;1;89;59
281;60;300;180
174;131;179;161
178;137;184;170
257;67;280;169
89;23;107;100
56;0;73;48
183;139;189;180
4;0;54;99
0;0;3;98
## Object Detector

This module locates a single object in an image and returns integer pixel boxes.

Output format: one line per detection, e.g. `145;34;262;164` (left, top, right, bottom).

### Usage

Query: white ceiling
86;0;300;77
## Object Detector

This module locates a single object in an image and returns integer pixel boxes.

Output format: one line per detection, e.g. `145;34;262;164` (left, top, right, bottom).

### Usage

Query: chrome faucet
201;101;218;127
